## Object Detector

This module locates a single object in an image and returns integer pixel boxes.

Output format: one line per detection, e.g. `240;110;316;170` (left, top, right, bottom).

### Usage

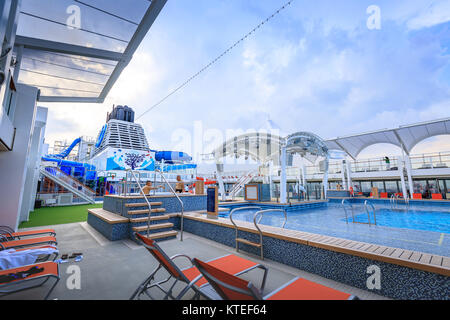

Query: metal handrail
229;206;262;251
341;198;354;224
126;169;152;237
364;200;377;226
253;209;287;259
155;169;185;241
390;194;396;209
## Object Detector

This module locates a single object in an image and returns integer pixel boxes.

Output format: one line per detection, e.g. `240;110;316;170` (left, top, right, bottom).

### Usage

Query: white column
340;160;347;190
268;161;273;200
0;84;39;229
399;160;408;200
215;162;226;201
345;159;352;189
301;158;306;186
404;155;414;199
280;145;287;203
19;107;48;223
322;157;329;199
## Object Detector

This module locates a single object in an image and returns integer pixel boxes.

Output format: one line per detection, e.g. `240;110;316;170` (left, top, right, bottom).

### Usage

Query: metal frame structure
325;117;450;159
4;0;167;104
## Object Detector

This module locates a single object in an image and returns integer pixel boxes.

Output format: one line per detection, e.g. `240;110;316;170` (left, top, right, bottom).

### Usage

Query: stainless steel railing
230;206;262;251
364;200;377;226
230;207;287;259
155;169;185;241
341;198;354;224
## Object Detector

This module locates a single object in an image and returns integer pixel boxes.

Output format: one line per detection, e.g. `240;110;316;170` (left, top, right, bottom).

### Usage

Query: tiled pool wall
172;216;449;300
220;201;327;212
103;195;207;215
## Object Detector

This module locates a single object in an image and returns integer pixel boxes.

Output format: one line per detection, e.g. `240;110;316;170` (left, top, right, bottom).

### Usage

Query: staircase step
133;223;174;232
142;230;178;240
236;238;261;247
125;202;162;208
130;215;171;223
128;208;166;215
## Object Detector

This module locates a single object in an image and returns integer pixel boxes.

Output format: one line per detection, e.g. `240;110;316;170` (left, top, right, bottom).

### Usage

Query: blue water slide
47;137;81;159
41;157;96;171
153;150;192;164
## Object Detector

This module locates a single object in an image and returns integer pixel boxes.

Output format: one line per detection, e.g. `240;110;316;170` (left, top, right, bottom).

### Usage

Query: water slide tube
152;150;192;164
47;137;81;159
41;157;96;171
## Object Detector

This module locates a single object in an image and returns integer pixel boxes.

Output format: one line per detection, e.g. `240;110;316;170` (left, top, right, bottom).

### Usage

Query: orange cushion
380;192;388;198
413;193;422;199
11;229;55;237
1;236;57;249
266;278;351;300
431;194;443;199
183;254;258;287
0;262;58;285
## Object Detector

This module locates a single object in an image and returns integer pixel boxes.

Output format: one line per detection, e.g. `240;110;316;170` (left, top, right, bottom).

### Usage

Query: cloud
39;0;450;161
407;1;450;30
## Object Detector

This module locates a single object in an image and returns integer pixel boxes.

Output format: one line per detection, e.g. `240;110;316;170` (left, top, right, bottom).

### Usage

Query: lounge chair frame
193;258;359;300
0;262;60;300
130;233;268;300
0;226;56;240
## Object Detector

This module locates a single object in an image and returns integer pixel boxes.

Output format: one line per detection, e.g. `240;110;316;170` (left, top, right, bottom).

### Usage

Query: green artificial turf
19;203;103;229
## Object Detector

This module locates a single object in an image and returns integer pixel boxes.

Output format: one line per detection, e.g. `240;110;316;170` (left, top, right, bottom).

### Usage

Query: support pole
399;160;408;200
280;145;287;204
345;159;352;189
404;155;414;199
215;162;226;201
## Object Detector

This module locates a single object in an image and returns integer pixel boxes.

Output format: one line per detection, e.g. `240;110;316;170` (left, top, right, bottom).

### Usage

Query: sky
21;0;450;163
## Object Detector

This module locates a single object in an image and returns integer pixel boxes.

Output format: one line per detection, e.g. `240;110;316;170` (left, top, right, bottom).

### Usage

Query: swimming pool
347;208;450;234
219;201;450;257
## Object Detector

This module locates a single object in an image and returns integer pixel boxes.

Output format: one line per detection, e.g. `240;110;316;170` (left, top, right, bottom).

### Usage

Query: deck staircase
124;201;178;241
40;166;95;204
228;169;258;200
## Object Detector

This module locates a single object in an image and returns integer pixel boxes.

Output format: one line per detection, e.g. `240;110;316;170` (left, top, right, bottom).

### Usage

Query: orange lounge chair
0;261;59;299
130;232;268;300
431;193;443;200
0;225;55;240
0;236;57;250
413;193;422;199
192;258;357;300
380;192;388;198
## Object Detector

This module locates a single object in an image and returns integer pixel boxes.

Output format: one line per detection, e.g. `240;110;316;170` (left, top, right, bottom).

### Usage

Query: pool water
219;203;450;257
347;208;450;234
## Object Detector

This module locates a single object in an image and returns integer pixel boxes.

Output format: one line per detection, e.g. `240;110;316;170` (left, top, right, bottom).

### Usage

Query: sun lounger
0;261;60;299
0;226;55;240
192;258;358;300
412;193;422;199
431;193;443;200
130;232;268;300
0;236;57;250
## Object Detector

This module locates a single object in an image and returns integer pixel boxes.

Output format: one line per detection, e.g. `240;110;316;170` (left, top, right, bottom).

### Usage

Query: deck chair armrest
0;230;13;238
0;226;14;234
170;254;194;267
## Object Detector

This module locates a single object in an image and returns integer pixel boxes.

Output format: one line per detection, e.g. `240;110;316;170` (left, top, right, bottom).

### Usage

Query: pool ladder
342;199;377;226
390;194;409;211
229;207;287;259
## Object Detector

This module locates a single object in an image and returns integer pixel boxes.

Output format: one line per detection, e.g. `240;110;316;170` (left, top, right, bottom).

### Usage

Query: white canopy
325;117;450;159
